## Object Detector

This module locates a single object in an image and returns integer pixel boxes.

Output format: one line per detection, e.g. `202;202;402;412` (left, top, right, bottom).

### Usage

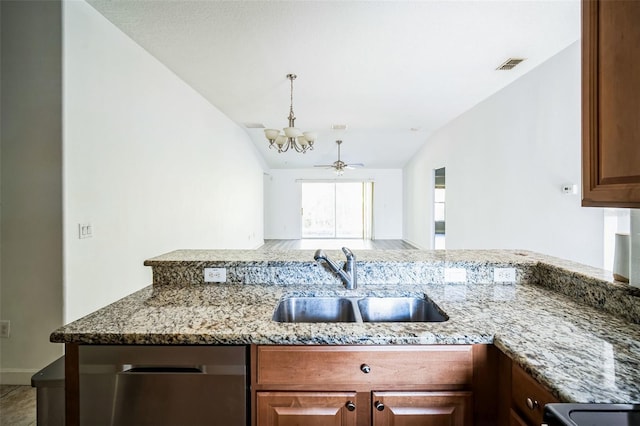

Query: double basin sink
273;296;448;323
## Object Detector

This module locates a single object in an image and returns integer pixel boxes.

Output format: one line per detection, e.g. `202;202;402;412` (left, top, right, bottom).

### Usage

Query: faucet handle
341;247;355;259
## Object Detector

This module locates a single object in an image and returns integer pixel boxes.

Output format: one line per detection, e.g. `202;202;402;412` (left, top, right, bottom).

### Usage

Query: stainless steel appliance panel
544;403;640;426
79;345;247;426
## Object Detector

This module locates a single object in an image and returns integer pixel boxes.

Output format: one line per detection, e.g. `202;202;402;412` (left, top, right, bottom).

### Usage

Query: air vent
332;124;348;130
244;123;265;129
496;58;525;71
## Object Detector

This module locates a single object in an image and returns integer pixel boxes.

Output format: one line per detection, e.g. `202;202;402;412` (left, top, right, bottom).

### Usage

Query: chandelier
264;74;317;153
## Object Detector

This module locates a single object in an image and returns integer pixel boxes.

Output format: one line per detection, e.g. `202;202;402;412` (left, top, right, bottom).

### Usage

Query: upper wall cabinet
582;0;640;208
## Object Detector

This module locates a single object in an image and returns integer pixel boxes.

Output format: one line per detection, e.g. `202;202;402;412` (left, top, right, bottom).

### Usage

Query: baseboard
0;369;39;385
402;238;427;250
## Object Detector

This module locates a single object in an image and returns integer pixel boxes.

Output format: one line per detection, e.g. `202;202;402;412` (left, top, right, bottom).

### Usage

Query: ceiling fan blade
346;163;365;168
313;165;334;168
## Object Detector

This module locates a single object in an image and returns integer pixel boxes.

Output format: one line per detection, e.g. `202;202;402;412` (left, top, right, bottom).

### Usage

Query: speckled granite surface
52;249;640;405
146;249;537;287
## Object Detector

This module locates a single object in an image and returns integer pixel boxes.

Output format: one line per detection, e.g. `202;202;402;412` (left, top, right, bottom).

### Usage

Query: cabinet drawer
256;345;473;387
511;364;558;426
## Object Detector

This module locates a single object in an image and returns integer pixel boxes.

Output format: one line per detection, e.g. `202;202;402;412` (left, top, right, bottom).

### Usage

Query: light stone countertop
51;249;640;405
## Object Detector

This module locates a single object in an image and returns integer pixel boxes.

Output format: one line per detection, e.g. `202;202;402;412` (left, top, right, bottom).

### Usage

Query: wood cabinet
496;351;559;426
509;409;528;426
256;390;472;426
252;345;495;426
371;391;472;426
256;392;358;426
510;362;559;426
582;0;640;207
255;345;473;387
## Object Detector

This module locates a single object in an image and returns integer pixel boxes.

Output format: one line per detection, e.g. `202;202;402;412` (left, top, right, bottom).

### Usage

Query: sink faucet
314;247;357;290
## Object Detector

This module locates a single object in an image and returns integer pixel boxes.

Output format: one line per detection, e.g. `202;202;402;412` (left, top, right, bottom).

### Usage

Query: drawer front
256;345;473;387
511;364;558;426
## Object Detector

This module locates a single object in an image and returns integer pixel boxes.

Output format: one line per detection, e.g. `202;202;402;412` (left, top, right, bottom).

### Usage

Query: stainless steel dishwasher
78;345;247;426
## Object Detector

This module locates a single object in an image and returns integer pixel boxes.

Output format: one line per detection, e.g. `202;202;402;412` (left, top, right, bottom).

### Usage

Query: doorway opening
301;182;373;239
434;167;446;249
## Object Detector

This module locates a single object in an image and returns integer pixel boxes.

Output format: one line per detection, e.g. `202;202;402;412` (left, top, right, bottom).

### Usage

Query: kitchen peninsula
51;249;640;425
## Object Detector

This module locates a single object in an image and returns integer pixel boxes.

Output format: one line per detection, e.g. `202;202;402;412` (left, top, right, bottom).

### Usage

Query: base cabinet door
371;391;472;426
256;392;358;426
509;409;528;426
511;364;558;426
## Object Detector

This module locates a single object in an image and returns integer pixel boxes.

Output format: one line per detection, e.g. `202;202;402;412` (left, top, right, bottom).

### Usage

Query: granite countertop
51;249;640;405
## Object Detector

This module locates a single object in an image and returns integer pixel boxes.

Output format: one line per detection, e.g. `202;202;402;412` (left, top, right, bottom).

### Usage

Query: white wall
265;169;402;240
1;0;64;384
63;1;265;322
631;210;640;288
404;41;604;268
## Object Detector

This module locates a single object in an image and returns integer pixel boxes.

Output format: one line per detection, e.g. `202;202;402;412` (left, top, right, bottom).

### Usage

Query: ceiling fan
314;140;364;175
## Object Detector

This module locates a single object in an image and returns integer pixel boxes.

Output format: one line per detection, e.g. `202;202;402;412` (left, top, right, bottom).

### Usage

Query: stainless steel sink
272;297;357;322
273;296;447;323
357;297;448;322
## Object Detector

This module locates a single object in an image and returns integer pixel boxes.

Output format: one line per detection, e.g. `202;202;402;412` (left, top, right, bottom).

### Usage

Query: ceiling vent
244;123;265;129
496;58;525;71
331;124;348;130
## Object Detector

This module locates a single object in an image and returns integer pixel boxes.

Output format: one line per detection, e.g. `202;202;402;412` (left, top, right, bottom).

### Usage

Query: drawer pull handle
345;401;356;411
526;397;539;410
374;401;385;411
360;364;371;373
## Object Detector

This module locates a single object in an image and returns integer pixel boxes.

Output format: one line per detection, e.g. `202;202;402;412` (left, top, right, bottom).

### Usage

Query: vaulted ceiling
87;0;580;169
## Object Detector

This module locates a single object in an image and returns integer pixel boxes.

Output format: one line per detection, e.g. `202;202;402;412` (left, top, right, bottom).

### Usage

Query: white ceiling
86;0;580;170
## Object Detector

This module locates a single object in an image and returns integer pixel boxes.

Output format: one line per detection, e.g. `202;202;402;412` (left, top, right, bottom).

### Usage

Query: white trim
402;238;427;250
295;178;374;183
1;368;40;385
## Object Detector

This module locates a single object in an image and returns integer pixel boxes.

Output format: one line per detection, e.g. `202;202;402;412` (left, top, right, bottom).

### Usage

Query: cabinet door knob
345;401;356;411
360;364;371;373
526;397;539;410
374;401;385;411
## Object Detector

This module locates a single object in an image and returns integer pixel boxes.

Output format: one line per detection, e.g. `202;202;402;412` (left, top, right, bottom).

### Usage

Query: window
301;182;373;239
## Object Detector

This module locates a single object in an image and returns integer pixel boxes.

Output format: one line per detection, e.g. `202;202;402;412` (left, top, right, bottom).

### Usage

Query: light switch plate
78;223;93;239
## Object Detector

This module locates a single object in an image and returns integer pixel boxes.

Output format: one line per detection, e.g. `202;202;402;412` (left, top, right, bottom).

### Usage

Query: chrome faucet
314;247;357;290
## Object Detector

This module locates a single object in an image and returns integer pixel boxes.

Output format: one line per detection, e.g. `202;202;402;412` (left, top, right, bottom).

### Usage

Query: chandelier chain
288;74;296;124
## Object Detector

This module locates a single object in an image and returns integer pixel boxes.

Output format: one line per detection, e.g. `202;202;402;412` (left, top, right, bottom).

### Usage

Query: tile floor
0;385;36;426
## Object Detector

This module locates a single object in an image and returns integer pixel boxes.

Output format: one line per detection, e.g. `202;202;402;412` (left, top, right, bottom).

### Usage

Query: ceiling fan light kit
264;74;317;154
314;140;365;175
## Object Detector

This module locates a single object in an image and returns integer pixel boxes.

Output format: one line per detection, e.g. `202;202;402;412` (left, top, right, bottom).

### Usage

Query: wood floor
259;239;418;250
0;385;36;426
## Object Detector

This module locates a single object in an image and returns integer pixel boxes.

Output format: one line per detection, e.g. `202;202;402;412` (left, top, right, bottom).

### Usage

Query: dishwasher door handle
120;365;204;374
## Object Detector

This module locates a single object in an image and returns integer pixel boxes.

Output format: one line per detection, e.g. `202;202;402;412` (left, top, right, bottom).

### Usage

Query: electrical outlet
494;268;517;283
204;268;226;283
0;320;10;338
444;268;467;283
